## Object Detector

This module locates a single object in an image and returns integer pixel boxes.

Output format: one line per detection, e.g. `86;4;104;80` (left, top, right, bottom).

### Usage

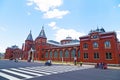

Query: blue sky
0;0;120;53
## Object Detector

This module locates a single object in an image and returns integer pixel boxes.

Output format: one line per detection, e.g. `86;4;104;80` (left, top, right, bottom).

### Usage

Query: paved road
33;68;120;80
0;60;120;80
0;60;93;80
0;60;44;69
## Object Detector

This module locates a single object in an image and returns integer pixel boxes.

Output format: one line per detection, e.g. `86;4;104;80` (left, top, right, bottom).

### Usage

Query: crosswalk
0;65;93;80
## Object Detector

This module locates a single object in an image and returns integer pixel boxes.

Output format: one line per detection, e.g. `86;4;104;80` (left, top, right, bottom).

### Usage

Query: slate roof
26;30;33;41
47;39;79;47
37;26;47;38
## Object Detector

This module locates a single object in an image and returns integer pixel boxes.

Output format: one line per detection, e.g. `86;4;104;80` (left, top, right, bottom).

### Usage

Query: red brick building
80;28;120;64
4;45;22;60
21;27;80;62
5;27;120;64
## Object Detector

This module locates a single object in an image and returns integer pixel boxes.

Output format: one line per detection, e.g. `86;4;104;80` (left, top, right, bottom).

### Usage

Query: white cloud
118;4;120;7
48;22;56;27
116;31;120;41
27;0;33;6
113;4;120;8
48;21;59;30
34;7;40;10
43;9;69;19
55;28;85;42
48;22;85;42
28;0;63;12
27;0;69;19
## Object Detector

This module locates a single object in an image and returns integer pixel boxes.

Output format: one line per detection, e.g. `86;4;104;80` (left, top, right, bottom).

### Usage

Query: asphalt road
30;68;120;80
0;60;120;80
0;59;45;69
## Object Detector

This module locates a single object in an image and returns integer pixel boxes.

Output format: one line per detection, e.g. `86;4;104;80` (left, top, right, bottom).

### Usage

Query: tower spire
26;30;33;41
42;25;44;30
37;26;47;38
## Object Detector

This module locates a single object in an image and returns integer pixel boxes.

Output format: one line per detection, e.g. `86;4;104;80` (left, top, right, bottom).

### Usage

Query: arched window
50;51;52;58
93;42;98;48
65;50;69;58
78;50;80;58
45;51;48;58
54;50;58;58
71;49;76;58
83;43;88;48
59;50;63;58
104;41;111;48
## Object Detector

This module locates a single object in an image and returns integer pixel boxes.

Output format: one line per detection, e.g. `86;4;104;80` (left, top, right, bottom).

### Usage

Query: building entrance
28;49;34;62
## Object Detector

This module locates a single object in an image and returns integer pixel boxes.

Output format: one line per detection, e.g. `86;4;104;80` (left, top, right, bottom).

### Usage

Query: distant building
4;27;120;64
4;45;22;59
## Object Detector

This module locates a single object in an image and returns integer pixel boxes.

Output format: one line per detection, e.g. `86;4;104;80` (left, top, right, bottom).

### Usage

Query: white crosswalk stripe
0;65;93;80
19;67;52;75
0;72;21;80
10;68;43;76
1;69;33;78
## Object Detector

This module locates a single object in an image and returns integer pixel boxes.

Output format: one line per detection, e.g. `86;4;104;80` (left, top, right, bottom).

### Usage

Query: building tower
35;26;47;60
24;30;34;60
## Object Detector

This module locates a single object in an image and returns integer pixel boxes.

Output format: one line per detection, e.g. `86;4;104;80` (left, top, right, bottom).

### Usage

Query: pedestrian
28;57;32;62
80;61;83;66
100;62;103;69
74;56;77;65
95;63;99;68
103;63;107;69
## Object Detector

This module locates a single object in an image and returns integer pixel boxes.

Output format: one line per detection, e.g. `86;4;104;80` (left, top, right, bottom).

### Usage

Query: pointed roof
37;26;47;38
26;30;33;41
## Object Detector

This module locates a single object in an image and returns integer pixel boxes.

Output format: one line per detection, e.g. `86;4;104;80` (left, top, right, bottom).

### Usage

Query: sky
0;0;120;53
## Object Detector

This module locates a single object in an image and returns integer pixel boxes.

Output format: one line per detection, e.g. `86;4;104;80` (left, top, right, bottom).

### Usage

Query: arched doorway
28;48;35;62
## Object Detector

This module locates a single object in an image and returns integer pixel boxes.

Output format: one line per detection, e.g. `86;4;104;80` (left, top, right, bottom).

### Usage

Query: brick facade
5;27;120;64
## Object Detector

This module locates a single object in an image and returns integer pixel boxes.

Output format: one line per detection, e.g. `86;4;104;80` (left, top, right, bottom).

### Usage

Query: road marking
34;69;58;74
24;67;58;74
0;72;21;80
19;68;51;75
0;65;93;80
1;69;33;78
10;68;43;76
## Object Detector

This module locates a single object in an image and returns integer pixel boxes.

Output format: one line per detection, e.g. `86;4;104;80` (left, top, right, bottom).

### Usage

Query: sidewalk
20;60;120;69
108;66;120;70
51;61;120;70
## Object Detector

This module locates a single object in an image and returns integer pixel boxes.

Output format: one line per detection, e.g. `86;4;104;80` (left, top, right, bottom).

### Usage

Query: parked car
45;60;52;66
